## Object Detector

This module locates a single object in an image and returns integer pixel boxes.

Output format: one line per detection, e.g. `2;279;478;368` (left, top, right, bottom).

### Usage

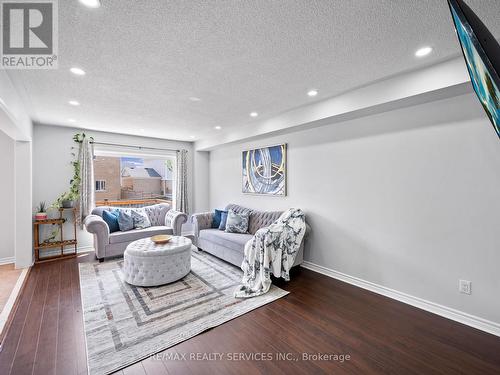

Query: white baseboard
0;257;15;265
301;261;500;337
77;245;94;253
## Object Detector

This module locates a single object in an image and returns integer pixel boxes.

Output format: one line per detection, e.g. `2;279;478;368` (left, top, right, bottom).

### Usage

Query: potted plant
53;136;83;209
35;202;48;221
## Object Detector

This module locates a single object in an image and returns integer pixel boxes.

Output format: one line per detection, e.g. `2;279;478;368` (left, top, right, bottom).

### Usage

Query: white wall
32;124;195;250
15;141;33;268
0;130;15;263
209;92;500;326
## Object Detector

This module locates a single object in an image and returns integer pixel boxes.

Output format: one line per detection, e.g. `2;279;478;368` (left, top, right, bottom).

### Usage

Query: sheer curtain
78;138;95;226
175;149;189;213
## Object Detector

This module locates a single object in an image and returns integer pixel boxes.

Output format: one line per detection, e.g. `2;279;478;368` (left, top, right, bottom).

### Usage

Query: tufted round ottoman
123;236;192;287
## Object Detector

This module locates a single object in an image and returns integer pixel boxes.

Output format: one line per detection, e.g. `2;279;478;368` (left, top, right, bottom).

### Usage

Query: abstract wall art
242;144;286;196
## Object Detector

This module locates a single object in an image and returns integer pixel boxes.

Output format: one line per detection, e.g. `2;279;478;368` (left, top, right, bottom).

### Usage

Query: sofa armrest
84;214;110;259
192;212;213;244
165;210;188;236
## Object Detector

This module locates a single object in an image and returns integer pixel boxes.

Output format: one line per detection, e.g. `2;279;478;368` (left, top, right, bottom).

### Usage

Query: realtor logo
1;0;58;69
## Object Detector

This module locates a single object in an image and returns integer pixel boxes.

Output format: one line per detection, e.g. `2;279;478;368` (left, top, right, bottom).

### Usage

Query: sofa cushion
224;204;282;235
109;226;172;244
218;211;228;230
102;210;120;233
248;210;283;235
118;210;134;231
225;210;249;233
131;208;152;229
211;209;227;228
144;203;170;226
199;229;253;253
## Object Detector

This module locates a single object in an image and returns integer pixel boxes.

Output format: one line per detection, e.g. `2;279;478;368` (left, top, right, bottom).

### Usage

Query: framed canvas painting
242;144;286;196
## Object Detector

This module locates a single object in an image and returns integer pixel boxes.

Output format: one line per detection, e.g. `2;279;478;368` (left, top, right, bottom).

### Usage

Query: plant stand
34;208;78;263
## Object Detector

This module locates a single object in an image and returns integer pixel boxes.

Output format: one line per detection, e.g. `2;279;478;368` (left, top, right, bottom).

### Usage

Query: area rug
79;249;288;375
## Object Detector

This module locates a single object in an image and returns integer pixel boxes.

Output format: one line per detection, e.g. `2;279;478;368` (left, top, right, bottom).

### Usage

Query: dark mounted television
447;0;500;138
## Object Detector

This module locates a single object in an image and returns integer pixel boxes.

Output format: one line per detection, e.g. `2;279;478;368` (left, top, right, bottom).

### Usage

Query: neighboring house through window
92;151;176;208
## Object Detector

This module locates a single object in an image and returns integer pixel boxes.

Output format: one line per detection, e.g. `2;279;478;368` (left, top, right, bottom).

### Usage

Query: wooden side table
34;208;78;263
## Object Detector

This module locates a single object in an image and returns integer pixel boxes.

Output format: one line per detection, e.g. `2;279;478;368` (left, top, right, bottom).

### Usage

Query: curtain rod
90;141;180;153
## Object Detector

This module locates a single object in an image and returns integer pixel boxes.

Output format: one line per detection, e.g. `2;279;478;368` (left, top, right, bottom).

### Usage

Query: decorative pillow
117;210;134;231
218;211;228;230
225;210;249;234
211;209;228;228
102;210;120;233
131;208;152;229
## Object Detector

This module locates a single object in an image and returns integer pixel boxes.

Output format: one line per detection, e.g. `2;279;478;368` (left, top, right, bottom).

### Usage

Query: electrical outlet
459;279;472;295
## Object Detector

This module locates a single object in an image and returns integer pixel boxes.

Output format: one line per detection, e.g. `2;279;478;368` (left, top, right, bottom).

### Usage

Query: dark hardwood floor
1;252;500;375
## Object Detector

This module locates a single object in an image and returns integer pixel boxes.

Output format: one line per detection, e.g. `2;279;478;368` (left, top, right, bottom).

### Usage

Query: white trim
301;261;500;337
0;267;29;342
77;245;94;253
0;257;15;265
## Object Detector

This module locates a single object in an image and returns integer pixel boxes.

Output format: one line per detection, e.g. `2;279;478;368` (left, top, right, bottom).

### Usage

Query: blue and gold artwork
242;144;286;196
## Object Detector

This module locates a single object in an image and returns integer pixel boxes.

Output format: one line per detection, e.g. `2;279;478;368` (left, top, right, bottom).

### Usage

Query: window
95;180;106;192
92;153;176;208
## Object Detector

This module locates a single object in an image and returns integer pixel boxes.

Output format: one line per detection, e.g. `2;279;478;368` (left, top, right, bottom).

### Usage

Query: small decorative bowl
151;235;172;244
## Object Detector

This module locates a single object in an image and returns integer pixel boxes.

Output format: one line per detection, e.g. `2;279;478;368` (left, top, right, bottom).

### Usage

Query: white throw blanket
234;208;306;298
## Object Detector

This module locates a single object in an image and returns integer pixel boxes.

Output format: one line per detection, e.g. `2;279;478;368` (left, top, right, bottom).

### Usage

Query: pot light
70;67;86;76
214;126;221;130
139;128;145;132
250;112;258;118
415;46;432;57
68;100;80;106
190;135;196;139
68;118;76;123
307;89;318;97
189;96;201;102
79;0;101;8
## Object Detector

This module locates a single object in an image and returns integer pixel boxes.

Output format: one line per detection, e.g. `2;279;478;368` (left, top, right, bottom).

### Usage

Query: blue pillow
117;210;134;231
211;209;228;228
102;210;120;233
218;211;228;230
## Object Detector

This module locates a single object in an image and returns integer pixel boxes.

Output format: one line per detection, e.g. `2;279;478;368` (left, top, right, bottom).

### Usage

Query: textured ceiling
7;0;500;141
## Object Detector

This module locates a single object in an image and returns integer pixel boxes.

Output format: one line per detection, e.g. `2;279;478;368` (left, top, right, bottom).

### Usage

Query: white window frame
95;180;106;192
93;145;177;208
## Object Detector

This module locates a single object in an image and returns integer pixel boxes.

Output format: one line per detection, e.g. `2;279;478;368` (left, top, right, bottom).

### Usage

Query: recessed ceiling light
68;100;80;106
188;96;201;102
415;46;433;57
70;67;86;76
190;135;196;139
139;128;145;132
250;112;258;118
68;118;76;123
79;0;101;8
307;89;318;97
214;126;222;130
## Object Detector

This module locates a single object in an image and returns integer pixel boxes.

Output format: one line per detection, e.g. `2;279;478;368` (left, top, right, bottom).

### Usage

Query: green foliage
166;159;174;172
36;201;47;213
52;132;93;208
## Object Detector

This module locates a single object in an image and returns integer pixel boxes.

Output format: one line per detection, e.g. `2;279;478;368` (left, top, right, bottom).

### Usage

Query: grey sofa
192;204;309;268
84;203;187;261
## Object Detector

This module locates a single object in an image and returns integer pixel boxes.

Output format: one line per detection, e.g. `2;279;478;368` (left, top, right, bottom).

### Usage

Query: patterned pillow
131;209;152;229
225;210;249;234
117;210;134;231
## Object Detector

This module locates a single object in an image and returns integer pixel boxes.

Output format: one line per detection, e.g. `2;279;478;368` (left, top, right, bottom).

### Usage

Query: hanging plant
53;132;93;208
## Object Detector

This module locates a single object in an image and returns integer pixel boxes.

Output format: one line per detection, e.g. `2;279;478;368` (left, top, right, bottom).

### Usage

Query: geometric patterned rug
79;249;288;375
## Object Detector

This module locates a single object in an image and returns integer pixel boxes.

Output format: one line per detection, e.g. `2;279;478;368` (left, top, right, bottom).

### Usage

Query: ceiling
8;0;500;142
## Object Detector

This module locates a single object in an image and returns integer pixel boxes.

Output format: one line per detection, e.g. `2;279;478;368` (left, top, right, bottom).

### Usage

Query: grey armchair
84;203;187;261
